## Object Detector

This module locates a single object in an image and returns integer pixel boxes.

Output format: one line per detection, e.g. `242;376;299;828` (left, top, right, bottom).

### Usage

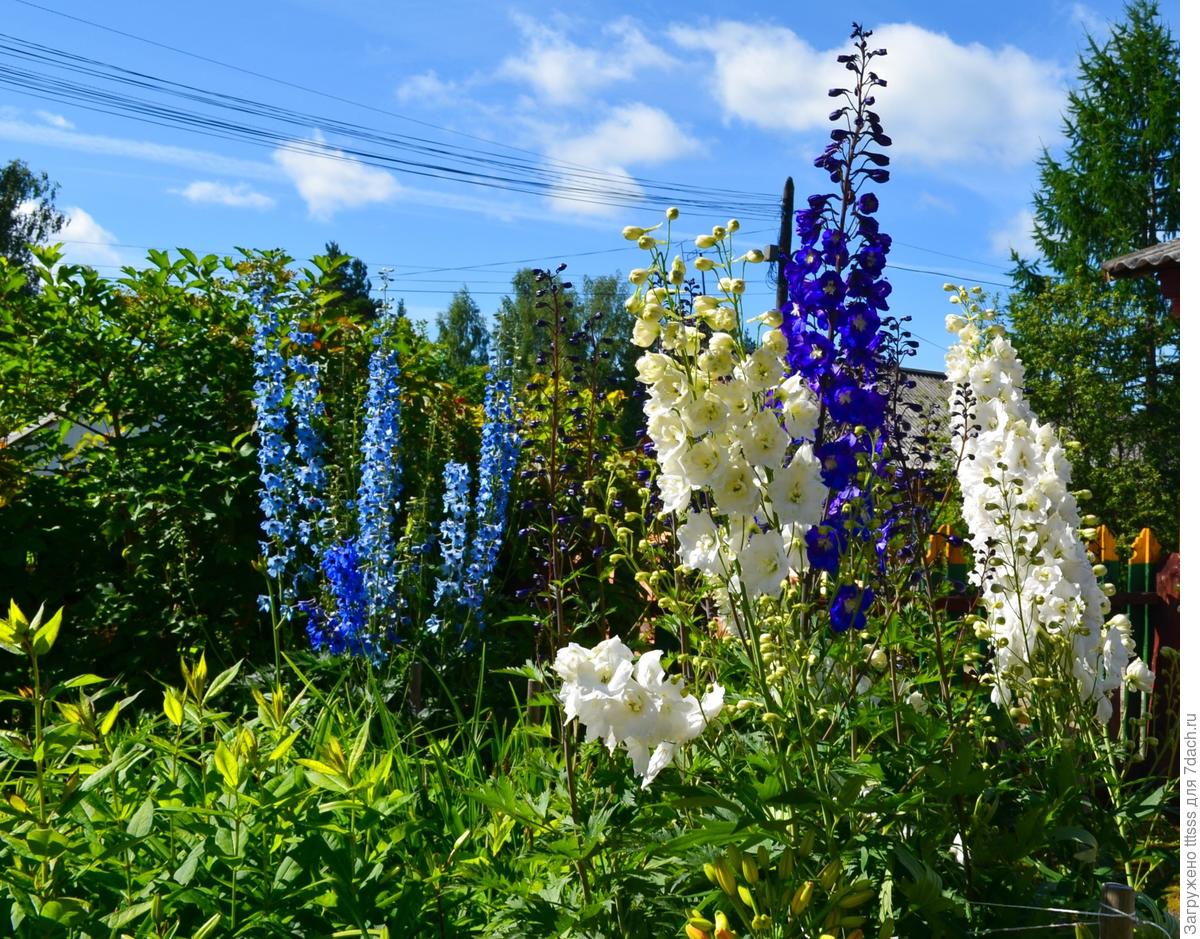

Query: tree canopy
0;159;65;287
1008;0;1178;548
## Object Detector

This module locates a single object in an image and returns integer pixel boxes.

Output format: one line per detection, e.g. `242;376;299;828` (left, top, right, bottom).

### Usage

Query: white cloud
0;118;277;180
271;131;402;219
1070;3;1109;35
395;70;460;104
989;208;1038;258
546;104;700;215
499;14;679;105
670;21;1065;167
175;180;275;209
35;110;74;130
58;206;124;268
917;191;956;213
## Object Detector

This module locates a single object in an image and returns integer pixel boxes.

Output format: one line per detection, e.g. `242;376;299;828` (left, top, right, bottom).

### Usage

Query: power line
8;0;760;192
0;32;781;218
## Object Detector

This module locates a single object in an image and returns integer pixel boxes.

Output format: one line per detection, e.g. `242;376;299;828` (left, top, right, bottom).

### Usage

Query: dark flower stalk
782;23;894;578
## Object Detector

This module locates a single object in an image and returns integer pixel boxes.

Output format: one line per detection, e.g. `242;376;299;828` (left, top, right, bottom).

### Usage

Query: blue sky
0;0;1180;370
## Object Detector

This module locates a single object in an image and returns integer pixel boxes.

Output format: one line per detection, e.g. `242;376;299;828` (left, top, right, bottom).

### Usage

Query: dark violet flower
840;302;881;347
789;331;836;379
815;438;859;491
856;192;879;214
308;539;376;659
807;271;847;310
806;519;848;573
830;583;874;632
793;245;823;275
826;381;886;430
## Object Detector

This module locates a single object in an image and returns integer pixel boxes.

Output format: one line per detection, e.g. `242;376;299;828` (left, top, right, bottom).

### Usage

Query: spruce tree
1008;0;1179;547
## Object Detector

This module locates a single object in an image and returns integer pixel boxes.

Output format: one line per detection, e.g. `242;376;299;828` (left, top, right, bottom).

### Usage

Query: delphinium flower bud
628;267;650;285
670;256;687;285
637;234;656;250
623;226;646;240
695;233;718;249
666;206;680;220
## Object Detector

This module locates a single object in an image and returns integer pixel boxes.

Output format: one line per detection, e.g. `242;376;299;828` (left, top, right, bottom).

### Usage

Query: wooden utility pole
773;177;795;313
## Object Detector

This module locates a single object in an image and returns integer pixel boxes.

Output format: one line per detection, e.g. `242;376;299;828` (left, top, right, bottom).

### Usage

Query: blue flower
815;438;859;491
825;381;885;430
251;292;298;617
464;359;521;622
356;327;404;636
431;460;471;611
806;519;848;574
830;583;874;633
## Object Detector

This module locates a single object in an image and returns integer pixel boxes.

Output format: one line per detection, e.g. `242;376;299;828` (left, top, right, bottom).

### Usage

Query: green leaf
163;687;184;726
30;606;62;656
126;796;154;838
193;912;221;939
173;842;204;885
99;700;121;736
203;660;242;704
214;739;239;788
267;728;301;763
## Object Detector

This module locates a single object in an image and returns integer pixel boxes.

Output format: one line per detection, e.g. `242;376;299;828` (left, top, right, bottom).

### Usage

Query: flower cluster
250;292;297;614
287;320;328;596
464;359;520;619
626;214;826;607
429;460;471;627
945;286;1153;721
304;538;376;658
356;324;404;636
781;25;894;578
552;637;724;788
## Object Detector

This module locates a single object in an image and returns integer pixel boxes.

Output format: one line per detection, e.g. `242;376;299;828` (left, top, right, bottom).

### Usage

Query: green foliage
1031;0;1179;273
1010;0;1179;548
0;248;272;677
437;286;490;372
0;160;65;290
1005;279;1178;544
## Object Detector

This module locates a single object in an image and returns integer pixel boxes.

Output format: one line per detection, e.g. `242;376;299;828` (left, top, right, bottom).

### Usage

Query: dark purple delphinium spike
780;23;894;578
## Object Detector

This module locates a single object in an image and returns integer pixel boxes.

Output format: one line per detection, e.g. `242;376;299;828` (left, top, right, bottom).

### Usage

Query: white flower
1125;658;1155;694
712;460;761;516
715;380;754;423
738;410;790;467
677;511;726;574
555;637;724;788
738;346;783;393
655;472;692;516
737;529;788;599
765;445;824;526
631;318;660;347
635;353;674;385
907;690;928;713
681;392;728;436
679;437;724;489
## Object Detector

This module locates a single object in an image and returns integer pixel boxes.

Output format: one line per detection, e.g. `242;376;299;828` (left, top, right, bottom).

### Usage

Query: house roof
1100;238;1180;278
